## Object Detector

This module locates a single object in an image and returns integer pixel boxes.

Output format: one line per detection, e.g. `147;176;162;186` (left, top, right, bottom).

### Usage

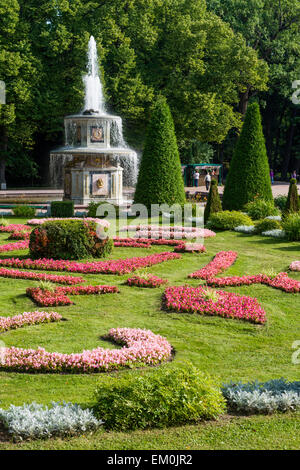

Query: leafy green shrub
245;199;279;220
223;103;272;210
208;211;253;230
12;205;35;218
204;180;222;224
51;201;74;217
94;365;225;431
134;97;186;209
29;220;112;260
284;179;300;217
282;213;300;241
254;218;281;234
87;201;120;219
274;195;287;211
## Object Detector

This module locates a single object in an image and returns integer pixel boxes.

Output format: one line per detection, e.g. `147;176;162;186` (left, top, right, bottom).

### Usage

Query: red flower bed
127;275;168;288
0;252;181;275
174;243;206;253
0;241;29;253
26;284;119;307
0;224;31;233
0;268;84;285
163;286;266;324
113;237;186;248
206;272;300;293
8;231;31;240
188;251;238;279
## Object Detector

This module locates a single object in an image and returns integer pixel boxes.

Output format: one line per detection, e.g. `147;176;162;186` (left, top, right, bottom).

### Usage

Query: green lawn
0;217;299;450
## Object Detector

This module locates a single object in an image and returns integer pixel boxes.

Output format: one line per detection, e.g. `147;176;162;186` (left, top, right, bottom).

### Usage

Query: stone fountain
49;36;138;205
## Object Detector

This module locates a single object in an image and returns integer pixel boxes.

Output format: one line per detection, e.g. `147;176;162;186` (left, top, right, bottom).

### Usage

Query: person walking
270;169;274;185
205;172;211;191
193;169;200;187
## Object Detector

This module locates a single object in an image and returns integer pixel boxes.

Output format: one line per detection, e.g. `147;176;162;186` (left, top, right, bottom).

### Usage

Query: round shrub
254;218;282;234
245;199;279;220
29;220;113;260
274;195;287;211
93;365;225;431
282;213;300;241
12;205;35;218
208;211;253;230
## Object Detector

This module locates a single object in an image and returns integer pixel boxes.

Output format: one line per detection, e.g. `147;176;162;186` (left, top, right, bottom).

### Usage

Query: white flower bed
234;225;256;234
222;378;300;414
261;229;286;238
0;402;103;440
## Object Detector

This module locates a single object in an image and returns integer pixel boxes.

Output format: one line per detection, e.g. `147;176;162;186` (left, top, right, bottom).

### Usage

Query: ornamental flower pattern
188;251;238;279
0;241;29;253
1;328;172;373
0;311;62;333
290;261;300;272
206;273;300;293
127;275;168;288
27;285;119;307
163;286;266;324
0;268;84;285
0;252;181;275
0;224;31;233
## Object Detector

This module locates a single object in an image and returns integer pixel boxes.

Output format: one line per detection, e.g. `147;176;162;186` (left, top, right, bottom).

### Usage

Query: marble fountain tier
49;36;138;206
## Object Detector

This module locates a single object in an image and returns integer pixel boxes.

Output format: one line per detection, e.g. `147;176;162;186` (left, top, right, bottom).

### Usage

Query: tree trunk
239;86;251;116
281;109;297;180
0;126;7;188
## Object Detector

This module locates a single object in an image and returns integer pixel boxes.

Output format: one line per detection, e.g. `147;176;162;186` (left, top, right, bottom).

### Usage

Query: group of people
193;169;214;191
270;169;298;185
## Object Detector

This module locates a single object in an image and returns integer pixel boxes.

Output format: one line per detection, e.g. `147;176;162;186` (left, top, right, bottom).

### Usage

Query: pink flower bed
188;251;238;279
8;231;30;240
27;284;119;307
0;311;62;333
206;273;300;293
121;225;216;239
1;328;172;373
163;286;266;324
0;252;181;275
27;218;110;229
113;237;185;248
0;224;31;233
0;268;84;285
290;261;300;272
0;241;29;253
127;275;168;288
174;243;206;253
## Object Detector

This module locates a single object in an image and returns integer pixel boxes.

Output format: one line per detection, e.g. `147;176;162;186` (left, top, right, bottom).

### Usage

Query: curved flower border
1;328;172;373
0;311;62;333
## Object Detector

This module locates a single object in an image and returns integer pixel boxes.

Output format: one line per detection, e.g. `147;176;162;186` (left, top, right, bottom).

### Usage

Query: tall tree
222;102;273;210
134;97;186;209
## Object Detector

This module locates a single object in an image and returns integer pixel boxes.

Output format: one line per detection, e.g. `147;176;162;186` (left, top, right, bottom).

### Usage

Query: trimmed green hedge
208;211;253;230
94;365;225;431
29;219;112;260
51;201;74;217
222;103;272;210
254;218;281;234
284;179;300;217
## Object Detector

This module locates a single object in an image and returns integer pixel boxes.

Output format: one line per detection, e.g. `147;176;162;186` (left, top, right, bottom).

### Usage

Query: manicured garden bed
0;217;299;449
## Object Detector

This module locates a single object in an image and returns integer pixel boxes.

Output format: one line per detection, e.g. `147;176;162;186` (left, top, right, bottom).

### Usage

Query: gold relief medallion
96;178;104;189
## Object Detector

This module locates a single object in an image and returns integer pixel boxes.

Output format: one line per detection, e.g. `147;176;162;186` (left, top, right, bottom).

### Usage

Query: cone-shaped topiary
222;103;272;211
204;179;222;224
134;97;186;209
284;178;300;216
